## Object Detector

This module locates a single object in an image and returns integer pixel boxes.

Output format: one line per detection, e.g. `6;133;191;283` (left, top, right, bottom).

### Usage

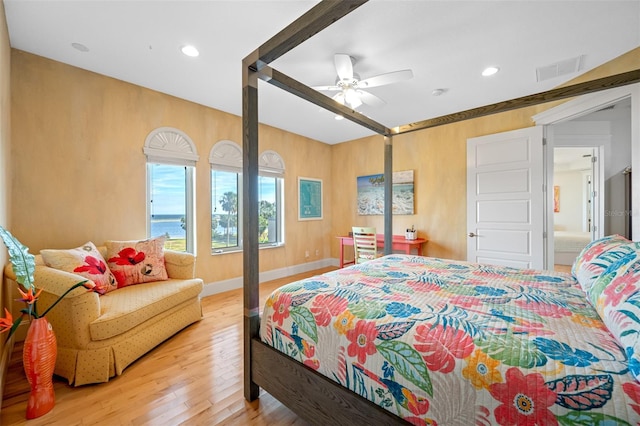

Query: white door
467;126;545;269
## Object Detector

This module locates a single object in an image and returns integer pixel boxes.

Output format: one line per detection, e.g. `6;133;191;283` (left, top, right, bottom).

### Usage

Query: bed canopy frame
241;1;640;423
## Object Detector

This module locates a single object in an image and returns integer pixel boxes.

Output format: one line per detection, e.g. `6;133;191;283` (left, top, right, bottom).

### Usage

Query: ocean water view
151;214;237;238
151;215;186;238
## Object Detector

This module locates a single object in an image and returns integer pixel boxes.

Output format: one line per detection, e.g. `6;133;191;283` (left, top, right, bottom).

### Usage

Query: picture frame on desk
298;177;323;221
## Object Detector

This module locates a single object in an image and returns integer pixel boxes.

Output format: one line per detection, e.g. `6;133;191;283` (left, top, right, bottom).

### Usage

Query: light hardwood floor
1;268;337;425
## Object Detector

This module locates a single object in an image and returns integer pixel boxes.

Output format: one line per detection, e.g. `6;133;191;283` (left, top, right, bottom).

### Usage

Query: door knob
468;232;477;237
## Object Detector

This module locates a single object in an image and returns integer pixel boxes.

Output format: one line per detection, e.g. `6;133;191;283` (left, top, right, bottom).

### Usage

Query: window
144;128;198;253
210;141;242;253
258;150;285;247
209;144;285;253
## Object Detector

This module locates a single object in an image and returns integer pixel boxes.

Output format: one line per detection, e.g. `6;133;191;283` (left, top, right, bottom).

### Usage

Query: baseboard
201;257;340;298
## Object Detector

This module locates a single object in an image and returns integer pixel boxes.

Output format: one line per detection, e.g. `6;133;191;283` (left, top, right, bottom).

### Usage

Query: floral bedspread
260;255;640;425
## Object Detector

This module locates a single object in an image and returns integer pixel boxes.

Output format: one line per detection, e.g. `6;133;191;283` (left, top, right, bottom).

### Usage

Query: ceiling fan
314;53;413;109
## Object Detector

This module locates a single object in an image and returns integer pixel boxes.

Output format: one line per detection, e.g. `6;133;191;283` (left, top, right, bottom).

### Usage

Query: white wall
554;170;585;232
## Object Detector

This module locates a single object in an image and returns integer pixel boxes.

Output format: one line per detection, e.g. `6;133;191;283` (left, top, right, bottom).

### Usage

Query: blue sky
151;164;275;215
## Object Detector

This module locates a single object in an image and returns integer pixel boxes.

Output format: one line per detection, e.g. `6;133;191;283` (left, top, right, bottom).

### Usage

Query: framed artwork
357;170;414;215
554;185;560;212
298;177;323;220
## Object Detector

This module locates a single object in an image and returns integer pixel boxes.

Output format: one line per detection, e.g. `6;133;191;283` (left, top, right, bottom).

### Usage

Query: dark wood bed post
242;50;260;402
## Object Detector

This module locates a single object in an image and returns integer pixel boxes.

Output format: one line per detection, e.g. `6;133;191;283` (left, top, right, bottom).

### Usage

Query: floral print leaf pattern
376;321;415;340
260;254;640;423
477;334;547;368
414;323;474;373
533;338;599;367
547;374;614;410
309;294;348;326
556;411;631;426
349;300;387;319
376;340;433;396
289;306;318;343
290;292;316;307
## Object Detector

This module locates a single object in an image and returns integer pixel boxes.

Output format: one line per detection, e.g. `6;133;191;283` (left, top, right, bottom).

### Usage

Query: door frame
533;84;640;266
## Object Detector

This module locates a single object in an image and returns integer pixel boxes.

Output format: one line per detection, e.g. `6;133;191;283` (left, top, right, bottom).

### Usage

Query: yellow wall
10;51;333;285
0;0;12;400
331;47;640;261
8;44;640;286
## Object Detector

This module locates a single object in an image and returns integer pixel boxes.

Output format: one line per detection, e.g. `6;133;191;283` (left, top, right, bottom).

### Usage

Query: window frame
210;140;244;254
144;127;199;254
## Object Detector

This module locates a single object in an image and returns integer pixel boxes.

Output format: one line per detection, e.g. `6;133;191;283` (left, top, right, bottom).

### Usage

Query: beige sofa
4;247;203;386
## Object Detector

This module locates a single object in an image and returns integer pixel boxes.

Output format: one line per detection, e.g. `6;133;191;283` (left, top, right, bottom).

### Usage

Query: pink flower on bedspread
310;294;348;326
414;323;474;373
602;271;639;307
346;320;378;364
271;293;292;326
489;368;557;426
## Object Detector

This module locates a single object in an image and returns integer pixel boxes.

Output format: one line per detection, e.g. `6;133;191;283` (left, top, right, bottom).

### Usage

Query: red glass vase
22;317;57;419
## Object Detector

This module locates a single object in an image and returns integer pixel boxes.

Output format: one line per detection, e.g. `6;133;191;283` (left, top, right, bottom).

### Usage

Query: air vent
536;55;584;82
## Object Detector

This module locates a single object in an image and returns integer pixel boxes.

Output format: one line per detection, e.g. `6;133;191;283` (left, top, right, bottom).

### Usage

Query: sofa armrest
164;250;196;279
4;264;100;349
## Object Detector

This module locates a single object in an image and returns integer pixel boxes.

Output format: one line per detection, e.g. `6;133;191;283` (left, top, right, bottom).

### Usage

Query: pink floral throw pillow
40;241;118;295
105;237;169;288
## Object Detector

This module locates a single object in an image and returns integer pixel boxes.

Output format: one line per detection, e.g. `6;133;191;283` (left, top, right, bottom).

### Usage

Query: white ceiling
5;0;640;144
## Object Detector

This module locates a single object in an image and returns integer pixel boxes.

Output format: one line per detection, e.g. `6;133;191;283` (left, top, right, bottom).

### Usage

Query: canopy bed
241;1;640;424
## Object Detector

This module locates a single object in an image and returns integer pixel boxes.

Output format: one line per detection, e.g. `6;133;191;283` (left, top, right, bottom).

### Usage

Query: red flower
489;368;558;425
414;323;474;373
17;287;43;306
346;320;378;364
310;294;348;326
0;308;13;333
74;255;108;275
108;247;146;265
602;271;639;307
272;293;292;326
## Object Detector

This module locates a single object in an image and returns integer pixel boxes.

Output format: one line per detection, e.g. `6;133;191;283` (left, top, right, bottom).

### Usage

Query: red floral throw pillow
40;242;118;295
105;237;169;288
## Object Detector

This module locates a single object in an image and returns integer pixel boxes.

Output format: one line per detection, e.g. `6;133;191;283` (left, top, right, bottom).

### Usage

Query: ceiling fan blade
357;90;386;107
334;54;354;81
359;69;413;89
312;85;341;91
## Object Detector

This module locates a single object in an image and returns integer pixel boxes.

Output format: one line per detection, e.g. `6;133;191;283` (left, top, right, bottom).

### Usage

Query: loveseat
4;243;203;386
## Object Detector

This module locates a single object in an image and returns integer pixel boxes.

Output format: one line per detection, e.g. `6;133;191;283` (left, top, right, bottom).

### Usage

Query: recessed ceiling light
181;45;199;57
71;42;89;53
431;88;447;96
482;66;500;77
334;115;344;121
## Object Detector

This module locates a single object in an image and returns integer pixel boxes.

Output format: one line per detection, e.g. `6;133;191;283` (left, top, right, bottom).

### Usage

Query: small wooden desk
337;234;428;268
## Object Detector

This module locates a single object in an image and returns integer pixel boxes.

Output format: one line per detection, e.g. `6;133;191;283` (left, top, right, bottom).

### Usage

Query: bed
241;1;640;424
258;248;640;424
554;231;592;265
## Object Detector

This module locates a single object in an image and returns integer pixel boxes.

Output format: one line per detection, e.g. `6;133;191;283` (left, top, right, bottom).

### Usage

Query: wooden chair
352;226;379;264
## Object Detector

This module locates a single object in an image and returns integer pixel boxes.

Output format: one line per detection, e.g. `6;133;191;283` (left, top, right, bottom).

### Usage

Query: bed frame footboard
251;338;408;425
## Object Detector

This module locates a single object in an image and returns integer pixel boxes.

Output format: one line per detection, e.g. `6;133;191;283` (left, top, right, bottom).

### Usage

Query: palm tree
219;191;238;246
